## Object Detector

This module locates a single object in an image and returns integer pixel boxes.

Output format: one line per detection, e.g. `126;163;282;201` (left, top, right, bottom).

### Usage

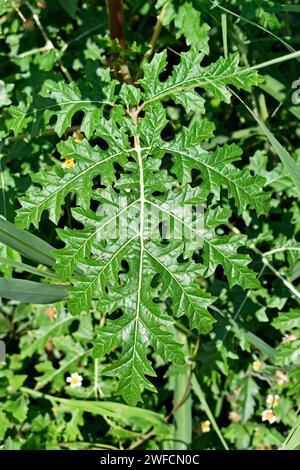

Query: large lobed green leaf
141;49;261;112
13;47;267;405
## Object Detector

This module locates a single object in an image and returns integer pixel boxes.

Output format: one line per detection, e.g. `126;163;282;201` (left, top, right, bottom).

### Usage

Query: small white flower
262;409;277;424
275;370;289;385
266;394;280;408
253;360;265;372
228;411;241;422
282;333;297;344
66;372;83;388
124;188;131;193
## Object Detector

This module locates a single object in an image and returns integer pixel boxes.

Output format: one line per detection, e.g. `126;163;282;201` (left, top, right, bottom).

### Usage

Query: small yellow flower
200;420;211;433
73;131;84;142
253;360;265;372
228;411;241;422
256;443;271;450
266;394;280;408
62;158;75;169
45;307;57;320
275;370;289;385
66;372;83;388
281;333;297;344
262;409;277;424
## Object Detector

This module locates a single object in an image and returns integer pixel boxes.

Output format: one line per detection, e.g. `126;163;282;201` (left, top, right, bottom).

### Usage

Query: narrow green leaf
280;416;300;450
173;368;192;450
233;92;300;197
21;386;170;435
221;13;228;58
0;217;55;267
230;319;276;357
0;257;57;279
291;261;300;282
192;374;229;450
0;278;68;303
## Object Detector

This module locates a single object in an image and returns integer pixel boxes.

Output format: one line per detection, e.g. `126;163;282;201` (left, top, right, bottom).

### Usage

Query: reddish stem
106;0;126;48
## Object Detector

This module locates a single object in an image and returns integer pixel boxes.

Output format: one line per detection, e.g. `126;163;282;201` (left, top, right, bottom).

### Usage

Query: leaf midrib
143;63;252;105
59;199;140;276
144;247;199;315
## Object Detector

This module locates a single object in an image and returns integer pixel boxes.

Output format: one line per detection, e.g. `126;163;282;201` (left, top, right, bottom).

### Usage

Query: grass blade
232;91;300;196
260;75;300;121
173;370;192;450
0;257;58;279
290;260;300;282
205;0;297;56
279;415;300;450
21;386;169;434
0;217;55;267
0;278;68;303
211;305;276;358
230;319;277;358
221;13;228;59
192;374;229;450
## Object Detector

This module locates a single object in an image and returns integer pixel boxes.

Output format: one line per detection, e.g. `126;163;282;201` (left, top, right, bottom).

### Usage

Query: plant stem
25;1;73;82
143;1;170;63
221;13;228;59
251;244;300;302
172;369;192;450
264;247;300;256
128;429;156;450
168;369;193;420
105;0;131;82
94;358;104;399
226;222;300;303
106;0;126;48
14;5;27;23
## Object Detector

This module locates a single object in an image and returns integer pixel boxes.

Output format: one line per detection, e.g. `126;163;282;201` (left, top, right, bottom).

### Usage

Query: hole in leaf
69;319;80;334
92;136;109;150
120;259;129;274
71;110;84;128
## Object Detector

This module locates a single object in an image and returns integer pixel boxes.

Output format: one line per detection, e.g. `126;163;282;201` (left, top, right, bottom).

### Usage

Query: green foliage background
0;0;300;450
